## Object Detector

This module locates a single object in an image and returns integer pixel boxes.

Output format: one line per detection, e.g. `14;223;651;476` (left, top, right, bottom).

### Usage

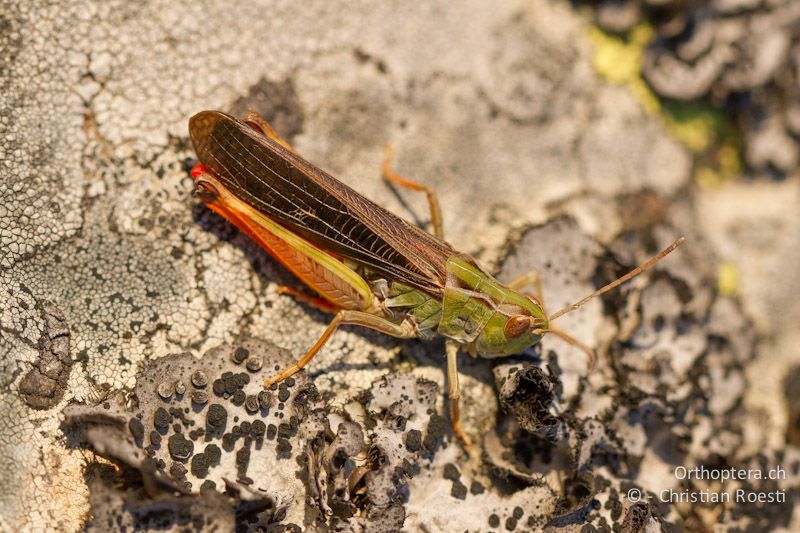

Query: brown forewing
189;110;456;296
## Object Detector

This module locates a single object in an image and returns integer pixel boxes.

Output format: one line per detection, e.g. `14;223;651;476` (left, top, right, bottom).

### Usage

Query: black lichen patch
167;432;194;461
443;463;460;481
258;390;273;410
169;461;187;480
495;363;558;434
232;346;249;364
235;445;251;479
405;429;422;452
205;444;221;466
620;501;653;533
18;301;72;409
442;463;468;500
450;480;467;500
153;407;171;431
190;453;209;478
276;437;292;459
64;337;320;529
206;403;227;431
424;414;448;452
128;417;144;443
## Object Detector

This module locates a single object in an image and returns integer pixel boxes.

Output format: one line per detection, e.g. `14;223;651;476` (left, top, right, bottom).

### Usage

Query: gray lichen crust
17;301;72;410
2;0;799;531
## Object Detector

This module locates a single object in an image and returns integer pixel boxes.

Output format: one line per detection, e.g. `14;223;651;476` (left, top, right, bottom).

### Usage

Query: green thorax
380;256;548;358
382;281;443;339
436;256;547;358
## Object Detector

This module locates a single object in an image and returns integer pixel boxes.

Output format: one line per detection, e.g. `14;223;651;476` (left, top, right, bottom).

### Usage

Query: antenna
548;237;685;322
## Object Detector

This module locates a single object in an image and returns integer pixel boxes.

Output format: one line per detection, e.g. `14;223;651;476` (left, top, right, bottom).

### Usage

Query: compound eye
504;315;531;338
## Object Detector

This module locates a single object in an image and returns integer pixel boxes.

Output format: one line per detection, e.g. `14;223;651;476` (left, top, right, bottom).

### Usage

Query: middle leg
446;340;472;449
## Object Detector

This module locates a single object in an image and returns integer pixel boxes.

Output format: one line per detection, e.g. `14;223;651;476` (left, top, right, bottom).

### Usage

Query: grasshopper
189;110;683;446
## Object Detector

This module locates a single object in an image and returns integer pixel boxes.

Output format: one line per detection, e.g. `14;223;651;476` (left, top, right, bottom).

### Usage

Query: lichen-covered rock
586;0;800;173
44;215;800;531
0;4;693;526
17;301;72;410
55;215;766;532
65;338;463;531
474;217;799;531
65;338;318;528
3;0;799;531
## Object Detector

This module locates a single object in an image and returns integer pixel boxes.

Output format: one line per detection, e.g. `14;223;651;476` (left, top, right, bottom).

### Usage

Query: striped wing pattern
189;111;456;296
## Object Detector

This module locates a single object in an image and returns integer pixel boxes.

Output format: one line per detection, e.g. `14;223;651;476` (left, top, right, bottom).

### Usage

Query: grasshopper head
474;237;686;367
469;293;550;358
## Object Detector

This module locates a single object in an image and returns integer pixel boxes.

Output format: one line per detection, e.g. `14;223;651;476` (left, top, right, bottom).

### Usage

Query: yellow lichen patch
696;141;743;188
660;101;742;187
660;101;725;153
588;24;659;114
588;24;742;186
718;261;740;297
